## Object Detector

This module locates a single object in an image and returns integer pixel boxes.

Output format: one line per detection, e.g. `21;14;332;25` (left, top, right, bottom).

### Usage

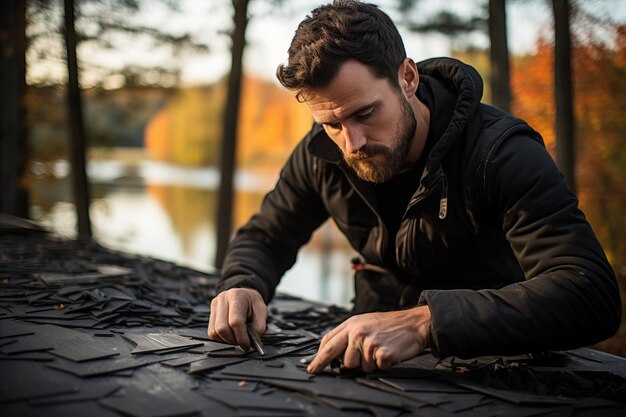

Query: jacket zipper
405;170;448;216
342;173;387;264
395;171;448;269
438;173;448;220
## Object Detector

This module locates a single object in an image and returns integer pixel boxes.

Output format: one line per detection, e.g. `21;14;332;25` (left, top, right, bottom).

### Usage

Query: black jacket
218;58;621;358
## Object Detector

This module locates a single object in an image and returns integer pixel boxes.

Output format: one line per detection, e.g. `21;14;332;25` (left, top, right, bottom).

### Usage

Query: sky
26;0;626;88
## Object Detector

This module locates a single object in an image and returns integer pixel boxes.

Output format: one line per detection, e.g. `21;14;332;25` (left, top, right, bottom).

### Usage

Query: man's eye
325;123;342;131
356;108;374;120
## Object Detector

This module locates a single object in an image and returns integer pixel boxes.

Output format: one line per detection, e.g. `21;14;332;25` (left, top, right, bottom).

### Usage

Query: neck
406;97;431;166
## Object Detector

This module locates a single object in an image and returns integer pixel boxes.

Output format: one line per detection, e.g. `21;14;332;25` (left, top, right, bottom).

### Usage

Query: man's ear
398;58;419;98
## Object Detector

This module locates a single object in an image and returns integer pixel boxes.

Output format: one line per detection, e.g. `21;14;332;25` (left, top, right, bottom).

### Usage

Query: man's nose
343;125;366;154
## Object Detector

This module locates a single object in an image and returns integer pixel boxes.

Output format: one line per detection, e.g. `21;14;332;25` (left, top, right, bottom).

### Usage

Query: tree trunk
488;0;511;112
215;0;249;269
553;0;576;193
63;0;92;238
0;0;29;217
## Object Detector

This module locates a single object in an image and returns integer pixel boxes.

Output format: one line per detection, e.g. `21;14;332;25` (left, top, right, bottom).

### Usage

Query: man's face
304;60;417;183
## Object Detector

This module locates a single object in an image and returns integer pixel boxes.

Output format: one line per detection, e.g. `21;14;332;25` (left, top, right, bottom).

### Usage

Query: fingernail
307;365;313;373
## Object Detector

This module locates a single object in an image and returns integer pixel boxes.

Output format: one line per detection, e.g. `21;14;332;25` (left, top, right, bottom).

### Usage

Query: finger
361;342;377;373
319;320;348;351
374;347;395;370
213;298;237;345
342;336;361;369
307;329;349;374
208;298;218;339
229;298;250;351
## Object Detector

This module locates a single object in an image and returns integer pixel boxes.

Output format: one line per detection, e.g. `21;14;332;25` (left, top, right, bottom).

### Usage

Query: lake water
28;157;356;308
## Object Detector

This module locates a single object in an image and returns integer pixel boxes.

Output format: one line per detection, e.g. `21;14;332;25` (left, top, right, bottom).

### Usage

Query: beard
344;96;417;183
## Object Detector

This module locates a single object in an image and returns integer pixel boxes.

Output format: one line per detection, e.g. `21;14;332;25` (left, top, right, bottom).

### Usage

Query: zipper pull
351;256;365;271
350;256;390;274
439;173;448;220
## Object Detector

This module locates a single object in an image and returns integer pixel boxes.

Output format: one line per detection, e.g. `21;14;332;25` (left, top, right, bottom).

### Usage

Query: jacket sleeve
217;136;329;303
420;135;622;358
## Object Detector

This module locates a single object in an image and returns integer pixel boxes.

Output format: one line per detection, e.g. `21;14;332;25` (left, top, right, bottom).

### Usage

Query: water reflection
29;159;356;308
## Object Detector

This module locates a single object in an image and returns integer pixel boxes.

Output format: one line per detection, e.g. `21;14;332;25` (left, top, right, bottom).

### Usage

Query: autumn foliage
144;76;312;169
145;85;224;166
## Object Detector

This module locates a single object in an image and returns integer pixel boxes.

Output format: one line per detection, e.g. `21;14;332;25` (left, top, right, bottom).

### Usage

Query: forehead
303;60;392;122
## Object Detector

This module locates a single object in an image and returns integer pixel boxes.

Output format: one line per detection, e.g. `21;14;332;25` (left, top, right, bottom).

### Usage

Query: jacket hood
416;57;483;188
306;57;485;189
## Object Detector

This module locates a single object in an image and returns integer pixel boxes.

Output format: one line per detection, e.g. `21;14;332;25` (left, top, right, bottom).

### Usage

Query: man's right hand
207;288;268;351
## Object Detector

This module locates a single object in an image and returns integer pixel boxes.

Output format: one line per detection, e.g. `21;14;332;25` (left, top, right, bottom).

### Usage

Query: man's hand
207;288;268;351
307;305;431;373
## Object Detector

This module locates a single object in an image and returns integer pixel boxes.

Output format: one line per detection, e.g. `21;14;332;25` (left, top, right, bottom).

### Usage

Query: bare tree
215;0;250;269
553;0;575;192
0;0;29;217
488;0;511;112
63;0;92;238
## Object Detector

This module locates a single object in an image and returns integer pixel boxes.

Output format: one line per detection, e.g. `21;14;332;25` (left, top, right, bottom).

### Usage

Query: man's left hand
307;305;432;373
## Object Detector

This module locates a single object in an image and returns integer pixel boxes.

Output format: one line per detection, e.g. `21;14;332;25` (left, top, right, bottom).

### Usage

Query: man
208;0;621;373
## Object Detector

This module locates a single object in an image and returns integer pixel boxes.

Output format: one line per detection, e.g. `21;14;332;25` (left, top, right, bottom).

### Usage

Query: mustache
344;144;390;161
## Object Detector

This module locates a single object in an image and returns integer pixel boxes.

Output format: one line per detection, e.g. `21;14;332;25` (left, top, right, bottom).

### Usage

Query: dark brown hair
276;1;406;100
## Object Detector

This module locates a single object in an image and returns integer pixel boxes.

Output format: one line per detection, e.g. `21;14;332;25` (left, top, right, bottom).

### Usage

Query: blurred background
1;0;624;356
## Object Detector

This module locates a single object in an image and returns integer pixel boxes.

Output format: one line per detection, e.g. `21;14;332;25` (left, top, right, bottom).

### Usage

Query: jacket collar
417;57;483;188
306;123;342;163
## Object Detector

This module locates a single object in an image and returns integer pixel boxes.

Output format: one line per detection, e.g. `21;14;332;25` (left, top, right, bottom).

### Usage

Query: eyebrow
318;100;379;125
